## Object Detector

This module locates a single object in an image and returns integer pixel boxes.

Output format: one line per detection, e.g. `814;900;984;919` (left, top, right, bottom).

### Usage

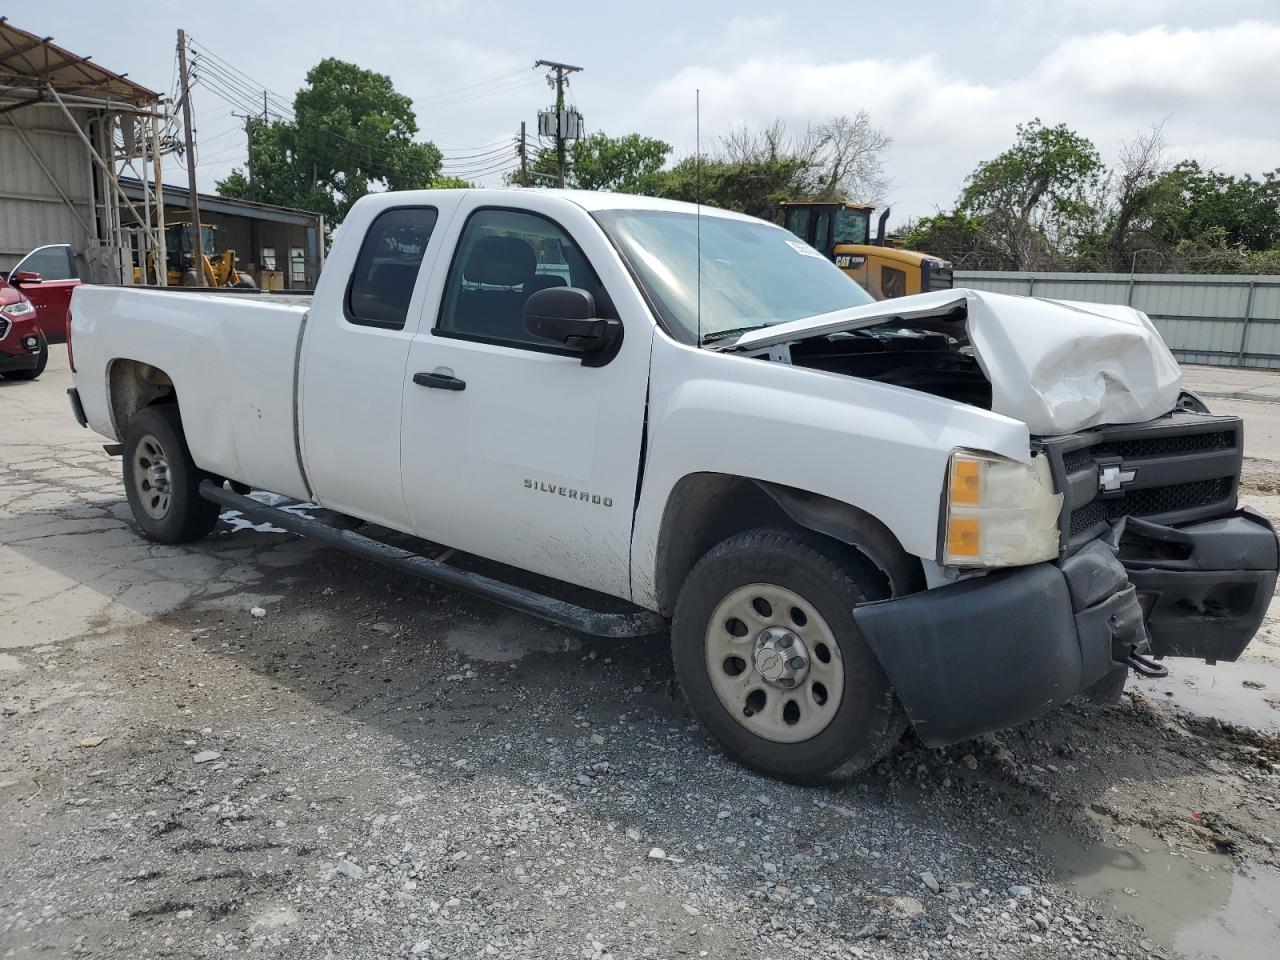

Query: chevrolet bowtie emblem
1098;465;1137;493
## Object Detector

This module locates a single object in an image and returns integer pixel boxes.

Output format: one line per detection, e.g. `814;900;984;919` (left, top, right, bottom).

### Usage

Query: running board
198;481;665;639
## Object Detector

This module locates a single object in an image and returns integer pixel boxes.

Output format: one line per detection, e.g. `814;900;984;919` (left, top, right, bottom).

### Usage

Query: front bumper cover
852;507;1278;747
0;348;40;372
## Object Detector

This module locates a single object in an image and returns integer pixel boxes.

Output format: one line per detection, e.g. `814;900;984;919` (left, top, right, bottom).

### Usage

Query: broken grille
1041;413;1243;551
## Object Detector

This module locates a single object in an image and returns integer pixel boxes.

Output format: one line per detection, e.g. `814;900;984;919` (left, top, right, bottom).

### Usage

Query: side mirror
523;286;621;360
11;270;42;285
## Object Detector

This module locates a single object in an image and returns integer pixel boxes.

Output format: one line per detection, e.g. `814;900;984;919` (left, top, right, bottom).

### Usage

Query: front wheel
122;405;221;543
671;528;907;784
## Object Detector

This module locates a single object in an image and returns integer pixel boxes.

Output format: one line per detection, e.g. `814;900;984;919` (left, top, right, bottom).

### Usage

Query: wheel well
107;359;176;439
653;473;925;616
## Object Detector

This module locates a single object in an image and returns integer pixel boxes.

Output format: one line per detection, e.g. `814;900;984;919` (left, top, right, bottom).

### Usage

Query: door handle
413;371;466;391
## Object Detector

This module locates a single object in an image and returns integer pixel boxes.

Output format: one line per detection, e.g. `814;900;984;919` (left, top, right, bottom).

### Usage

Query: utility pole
535;59;581;188
519;121;528;187
176;29;205;285
242;115;255;199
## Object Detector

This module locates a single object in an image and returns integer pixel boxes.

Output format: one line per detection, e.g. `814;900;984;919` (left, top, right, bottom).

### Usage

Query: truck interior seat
457;236;560;343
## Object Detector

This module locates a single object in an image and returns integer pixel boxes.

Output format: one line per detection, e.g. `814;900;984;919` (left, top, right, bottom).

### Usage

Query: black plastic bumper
0;349;39;373
852;508;1279;747
1119;508;1278;663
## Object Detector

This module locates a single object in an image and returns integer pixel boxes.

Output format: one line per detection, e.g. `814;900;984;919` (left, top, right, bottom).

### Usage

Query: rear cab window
345;207;439;330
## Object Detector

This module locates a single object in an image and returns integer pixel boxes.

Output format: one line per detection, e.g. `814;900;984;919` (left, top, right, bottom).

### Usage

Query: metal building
0;17;167;282
118;179;326;290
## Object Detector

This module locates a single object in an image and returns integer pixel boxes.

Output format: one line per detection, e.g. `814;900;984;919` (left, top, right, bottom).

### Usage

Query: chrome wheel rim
132;433;173;520
704;583;844;743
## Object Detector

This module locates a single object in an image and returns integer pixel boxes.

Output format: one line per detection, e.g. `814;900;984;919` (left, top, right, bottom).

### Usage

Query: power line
415;67;532;102
185;34;525;187
442;156;520;178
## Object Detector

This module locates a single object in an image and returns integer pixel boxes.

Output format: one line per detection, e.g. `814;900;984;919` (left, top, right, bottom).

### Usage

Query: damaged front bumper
852;507;1279;747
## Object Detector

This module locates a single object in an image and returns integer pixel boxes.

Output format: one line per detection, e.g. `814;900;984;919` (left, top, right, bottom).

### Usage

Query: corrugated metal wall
955;271;1280;369
0;105;93;272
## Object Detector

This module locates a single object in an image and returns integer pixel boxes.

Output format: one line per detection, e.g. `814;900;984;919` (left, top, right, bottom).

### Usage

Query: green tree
1151;161;1280;253
427;175;476;189
656;115;892;220
217;58;442;222
957;119;1104;269
513;132;672;192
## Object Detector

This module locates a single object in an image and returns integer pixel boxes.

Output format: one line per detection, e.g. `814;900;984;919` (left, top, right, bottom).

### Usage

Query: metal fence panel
955;271;1280;369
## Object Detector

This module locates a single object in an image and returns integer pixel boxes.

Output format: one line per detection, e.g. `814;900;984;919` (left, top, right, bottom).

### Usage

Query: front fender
630;335;1030;608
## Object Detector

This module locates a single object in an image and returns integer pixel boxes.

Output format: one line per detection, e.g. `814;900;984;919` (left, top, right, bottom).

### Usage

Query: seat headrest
463;236;537;286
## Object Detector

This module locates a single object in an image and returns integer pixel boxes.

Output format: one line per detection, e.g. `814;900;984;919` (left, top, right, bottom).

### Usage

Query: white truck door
400;196;652;600
298;200;458;531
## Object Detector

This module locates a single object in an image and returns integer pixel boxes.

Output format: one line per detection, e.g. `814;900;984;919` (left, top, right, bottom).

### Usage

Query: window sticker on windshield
785;239;825;259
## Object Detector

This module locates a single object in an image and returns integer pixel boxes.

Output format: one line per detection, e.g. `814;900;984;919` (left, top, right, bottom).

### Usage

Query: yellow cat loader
780;201;952;300
134;223;256;288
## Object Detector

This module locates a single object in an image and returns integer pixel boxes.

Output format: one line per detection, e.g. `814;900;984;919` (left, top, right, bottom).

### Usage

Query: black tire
2;332;48;381
233;273;257;289
122;404;221;543
671;528;907;784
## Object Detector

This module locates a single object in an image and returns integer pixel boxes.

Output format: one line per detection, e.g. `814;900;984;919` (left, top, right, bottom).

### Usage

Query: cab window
834;209;870;246
345;207;439;329
782;207;812;244
881;265;907;299
811;207;833;254
436;208;606;350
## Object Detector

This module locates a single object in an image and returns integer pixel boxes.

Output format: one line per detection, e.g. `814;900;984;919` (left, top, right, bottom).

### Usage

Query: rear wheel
2;332;48;381
122;405;220;543
671;528;907;783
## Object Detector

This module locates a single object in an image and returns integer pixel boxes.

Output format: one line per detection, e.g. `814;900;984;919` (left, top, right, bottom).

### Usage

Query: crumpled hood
725;288;1182;435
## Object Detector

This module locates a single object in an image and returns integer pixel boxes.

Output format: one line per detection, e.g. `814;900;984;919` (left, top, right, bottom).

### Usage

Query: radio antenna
696;88;702;346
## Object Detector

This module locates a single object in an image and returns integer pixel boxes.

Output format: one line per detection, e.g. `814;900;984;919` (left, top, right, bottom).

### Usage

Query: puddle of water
1131;659;1280;733
1045;823;1280;959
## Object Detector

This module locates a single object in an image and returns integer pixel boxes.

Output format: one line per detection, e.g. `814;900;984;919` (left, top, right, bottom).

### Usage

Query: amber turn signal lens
947;516;981;557
951;457;981;504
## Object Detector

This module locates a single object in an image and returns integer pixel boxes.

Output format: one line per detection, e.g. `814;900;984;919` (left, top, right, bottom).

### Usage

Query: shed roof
118;178;324;227
0;17;160;105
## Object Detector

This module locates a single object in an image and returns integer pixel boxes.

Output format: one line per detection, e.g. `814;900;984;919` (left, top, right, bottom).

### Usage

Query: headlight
0;299;35;317
941;449;1062;567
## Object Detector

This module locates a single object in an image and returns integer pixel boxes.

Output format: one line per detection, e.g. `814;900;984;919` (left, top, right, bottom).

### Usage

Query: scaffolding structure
0;17;171;283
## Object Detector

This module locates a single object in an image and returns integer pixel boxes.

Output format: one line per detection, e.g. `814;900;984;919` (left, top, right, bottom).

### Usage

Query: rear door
11;244;80;339
297;197;462;531
399;195;652;600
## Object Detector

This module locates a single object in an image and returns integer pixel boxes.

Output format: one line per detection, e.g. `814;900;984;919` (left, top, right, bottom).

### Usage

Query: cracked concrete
0;352;321;651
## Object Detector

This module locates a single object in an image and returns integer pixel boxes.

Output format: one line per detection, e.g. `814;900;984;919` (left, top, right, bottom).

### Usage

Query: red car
0;280;47;381
4;243;81;341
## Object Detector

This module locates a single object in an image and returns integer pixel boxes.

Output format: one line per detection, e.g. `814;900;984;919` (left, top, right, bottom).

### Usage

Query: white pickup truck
67;188;1278;782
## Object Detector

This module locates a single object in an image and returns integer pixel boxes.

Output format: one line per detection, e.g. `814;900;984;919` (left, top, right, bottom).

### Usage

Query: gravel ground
3;351;1280;959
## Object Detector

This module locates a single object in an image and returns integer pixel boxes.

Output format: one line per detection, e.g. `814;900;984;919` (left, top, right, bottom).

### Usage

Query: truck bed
70;285;312;500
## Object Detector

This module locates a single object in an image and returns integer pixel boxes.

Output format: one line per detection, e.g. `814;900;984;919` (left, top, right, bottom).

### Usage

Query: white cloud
625;19;1280;222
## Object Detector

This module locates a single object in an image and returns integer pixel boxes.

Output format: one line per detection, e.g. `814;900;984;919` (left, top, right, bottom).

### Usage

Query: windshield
594;209;875;343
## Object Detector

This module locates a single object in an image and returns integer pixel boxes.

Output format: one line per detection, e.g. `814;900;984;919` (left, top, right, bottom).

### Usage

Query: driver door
400;195;652;600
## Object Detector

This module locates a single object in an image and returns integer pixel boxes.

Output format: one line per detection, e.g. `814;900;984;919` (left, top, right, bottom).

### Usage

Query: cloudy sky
32;0;1280;226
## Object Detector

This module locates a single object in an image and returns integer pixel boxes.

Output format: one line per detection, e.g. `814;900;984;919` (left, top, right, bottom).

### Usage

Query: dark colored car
3;243;81;341
0;279;47;380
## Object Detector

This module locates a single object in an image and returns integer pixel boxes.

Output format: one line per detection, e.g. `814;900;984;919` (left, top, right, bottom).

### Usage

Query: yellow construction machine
780;201;951;300
135;222;256;288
